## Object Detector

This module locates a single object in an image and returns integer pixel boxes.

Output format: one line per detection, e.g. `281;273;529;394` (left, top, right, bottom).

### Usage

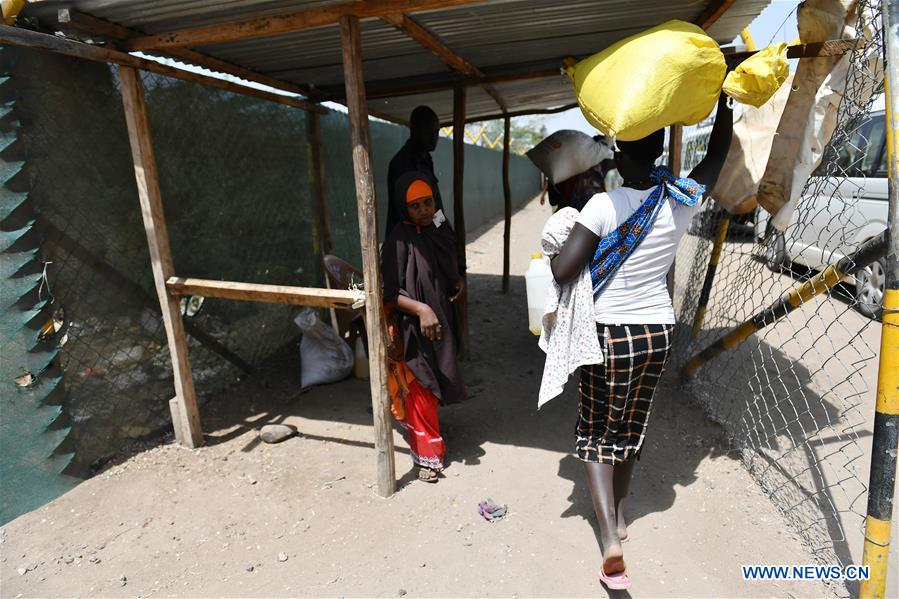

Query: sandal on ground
417;466;439;483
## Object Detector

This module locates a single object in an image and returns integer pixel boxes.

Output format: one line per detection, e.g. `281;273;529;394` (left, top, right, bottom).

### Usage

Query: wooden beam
452;83;470;359
166;277;363;308
341;33;855;105
127;0;486;51
54;10;411;125
501;113;512;294
339;14;395;498
382;12;477;77
725;38;859;64
696;0;737;30
0;26;325;113
328;65;560;101
118;65;203;448
56;9;325;100
439;101;577;127
381;12;505;111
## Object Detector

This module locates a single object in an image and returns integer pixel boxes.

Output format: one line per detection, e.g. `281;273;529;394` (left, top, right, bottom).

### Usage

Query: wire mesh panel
5;48;322;477
671;3;886;594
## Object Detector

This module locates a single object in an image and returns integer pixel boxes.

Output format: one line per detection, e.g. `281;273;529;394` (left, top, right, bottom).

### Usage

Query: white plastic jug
525;252;553;336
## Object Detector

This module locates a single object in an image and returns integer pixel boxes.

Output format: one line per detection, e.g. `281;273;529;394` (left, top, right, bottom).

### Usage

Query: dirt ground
1;196;836;598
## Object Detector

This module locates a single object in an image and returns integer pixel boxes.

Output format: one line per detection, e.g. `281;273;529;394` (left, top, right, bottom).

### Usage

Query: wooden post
501;113;512;293
666;124;683;297
453;83;470;358
667;124;683;175
118;65;203;448
307;110;339;332
307;110;333;256
339;14;395;497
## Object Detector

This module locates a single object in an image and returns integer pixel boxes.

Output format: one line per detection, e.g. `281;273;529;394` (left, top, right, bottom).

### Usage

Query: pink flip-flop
599;568;631;590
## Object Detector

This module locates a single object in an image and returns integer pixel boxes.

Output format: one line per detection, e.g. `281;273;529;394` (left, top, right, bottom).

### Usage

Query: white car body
756;107;888;273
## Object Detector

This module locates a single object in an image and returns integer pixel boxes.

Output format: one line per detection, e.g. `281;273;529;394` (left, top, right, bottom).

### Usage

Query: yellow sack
566;20;789;141
722;42;790;107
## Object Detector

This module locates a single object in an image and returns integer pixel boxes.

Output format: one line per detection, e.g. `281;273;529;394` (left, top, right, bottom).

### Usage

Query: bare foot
617;514;628;542
602;542;626;575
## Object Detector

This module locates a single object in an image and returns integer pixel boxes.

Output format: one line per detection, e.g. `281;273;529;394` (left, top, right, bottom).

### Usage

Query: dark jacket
380;173;465;405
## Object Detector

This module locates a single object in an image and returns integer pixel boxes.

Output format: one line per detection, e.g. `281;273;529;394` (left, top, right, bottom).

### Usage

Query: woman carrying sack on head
381;173;467;483
548;93;732;590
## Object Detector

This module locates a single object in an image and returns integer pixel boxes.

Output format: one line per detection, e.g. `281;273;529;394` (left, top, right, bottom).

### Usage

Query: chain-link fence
672;3;888;595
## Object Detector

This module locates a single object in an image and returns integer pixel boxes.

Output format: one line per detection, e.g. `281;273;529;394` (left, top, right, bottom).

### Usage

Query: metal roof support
453;82;470;359
126;0;486;51
338;13;396;498
382;12;506;112
56;9;324;100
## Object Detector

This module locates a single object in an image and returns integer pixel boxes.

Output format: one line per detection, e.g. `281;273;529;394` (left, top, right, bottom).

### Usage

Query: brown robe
380;175;466;406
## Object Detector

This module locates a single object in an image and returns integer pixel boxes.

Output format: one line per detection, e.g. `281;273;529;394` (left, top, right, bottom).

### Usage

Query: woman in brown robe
381;173;467;482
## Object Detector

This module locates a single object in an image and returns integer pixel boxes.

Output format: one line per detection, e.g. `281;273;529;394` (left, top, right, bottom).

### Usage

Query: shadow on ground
169;267;860;582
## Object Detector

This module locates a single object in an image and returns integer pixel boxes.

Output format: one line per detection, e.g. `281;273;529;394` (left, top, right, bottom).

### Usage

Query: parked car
756;107;888;319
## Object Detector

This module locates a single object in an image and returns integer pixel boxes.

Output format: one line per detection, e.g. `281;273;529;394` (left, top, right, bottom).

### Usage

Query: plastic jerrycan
525;252;553;336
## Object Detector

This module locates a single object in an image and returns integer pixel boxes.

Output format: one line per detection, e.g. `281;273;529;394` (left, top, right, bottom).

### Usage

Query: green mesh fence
0;45;540;524
0;47;78;525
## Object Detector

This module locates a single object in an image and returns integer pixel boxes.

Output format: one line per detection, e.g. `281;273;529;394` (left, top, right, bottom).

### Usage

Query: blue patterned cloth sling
590;165;705;300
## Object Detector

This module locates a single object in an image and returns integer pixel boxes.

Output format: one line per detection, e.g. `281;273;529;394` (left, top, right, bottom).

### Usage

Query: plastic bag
526;130;612;183
566;20;726;141
566;20;788;141
294;308;353;389
722;43;789;107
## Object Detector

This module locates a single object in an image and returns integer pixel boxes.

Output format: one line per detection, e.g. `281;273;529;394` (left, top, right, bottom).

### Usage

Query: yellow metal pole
682;233;887;378
1;0;25;25
860;0;899;596
740;27;757;51
691;213;730;338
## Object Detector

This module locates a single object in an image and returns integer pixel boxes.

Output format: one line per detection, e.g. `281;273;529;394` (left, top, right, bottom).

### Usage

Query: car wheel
764;229;786;272
855;258;885;319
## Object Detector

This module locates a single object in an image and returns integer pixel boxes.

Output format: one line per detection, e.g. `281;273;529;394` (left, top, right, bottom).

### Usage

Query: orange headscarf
405;179;433;203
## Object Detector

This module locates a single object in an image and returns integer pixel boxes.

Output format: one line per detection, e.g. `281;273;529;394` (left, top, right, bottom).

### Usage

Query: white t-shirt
576;186;698;325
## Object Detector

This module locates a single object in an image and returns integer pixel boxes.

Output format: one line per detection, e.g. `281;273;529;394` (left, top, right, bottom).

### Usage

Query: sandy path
1;196;832;598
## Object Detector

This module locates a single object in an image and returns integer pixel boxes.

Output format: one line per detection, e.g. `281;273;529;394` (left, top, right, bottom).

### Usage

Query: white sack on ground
295;308;354;389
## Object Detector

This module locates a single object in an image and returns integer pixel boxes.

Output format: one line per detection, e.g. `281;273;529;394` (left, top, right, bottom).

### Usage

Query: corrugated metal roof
24;0;771;122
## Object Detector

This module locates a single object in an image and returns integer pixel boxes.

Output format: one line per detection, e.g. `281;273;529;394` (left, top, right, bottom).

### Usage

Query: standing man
385;106;446;237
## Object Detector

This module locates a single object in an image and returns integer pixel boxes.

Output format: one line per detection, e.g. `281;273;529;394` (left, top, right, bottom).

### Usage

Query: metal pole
691;212;730;338
860;0;899;595
682;231;888;378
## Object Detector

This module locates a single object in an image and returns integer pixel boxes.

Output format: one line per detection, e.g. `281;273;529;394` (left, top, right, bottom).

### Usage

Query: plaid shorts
575;323;674;464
